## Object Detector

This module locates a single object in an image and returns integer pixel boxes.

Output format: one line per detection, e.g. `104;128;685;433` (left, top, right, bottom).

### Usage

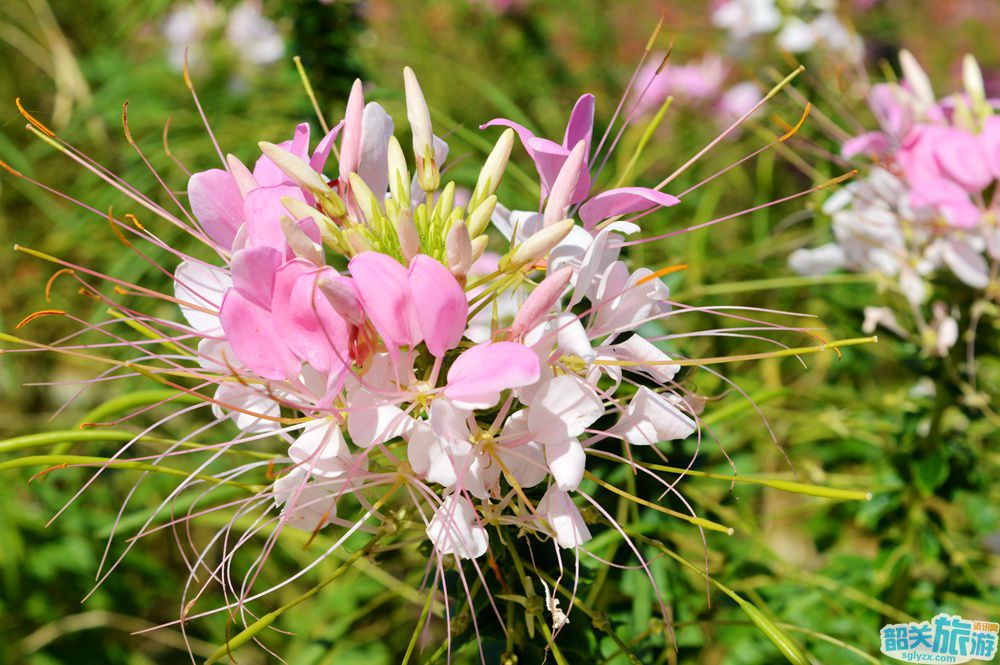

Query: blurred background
1;0;998;663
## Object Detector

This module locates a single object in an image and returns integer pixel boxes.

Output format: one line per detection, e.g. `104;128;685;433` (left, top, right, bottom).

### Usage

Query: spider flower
790;50;999;355
2;53;860;659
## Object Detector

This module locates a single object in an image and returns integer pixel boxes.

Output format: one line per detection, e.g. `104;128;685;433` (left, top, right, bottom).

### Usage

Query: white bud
446;221;473;277
281;196;335;231
387;135;411;206
470;235;488;265
280;217;323;265
963;54;986;109
504;219;575;268
347;172;380;225
403;67;434;162
396;208;421;261
259;141;331;195
543;140;587;228
467;195;497;238
226;154;258;196
471;128;514;207
899;49;935;108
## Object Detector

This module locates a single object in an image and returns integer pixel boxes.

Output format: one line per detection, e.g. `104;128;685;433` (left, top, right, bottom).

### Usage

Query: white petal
608;334;679;383
273;467;341;530
545;438;586;491
426;494;489;559
358;102;394;198
212;383;280;434
788;243;847;276
613;387;696;445
538;486;591;549
289;420;351;477
347;390;414;448
527;375;604;445
943;239;989;289
496;411;548;489
174;260;232;335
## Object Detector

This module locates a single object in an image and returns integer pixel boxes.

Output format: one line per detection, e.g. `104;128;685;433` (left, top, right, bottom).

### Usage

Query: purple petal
578;186;680;228
563;94;595;154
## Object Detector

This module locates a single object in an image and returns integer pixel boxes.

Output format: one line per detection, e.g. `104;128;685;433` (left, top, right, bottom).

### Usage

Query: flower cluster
177;70;692;559
630;52;763;127
713;0;862;59
163;0;284;75
790;51;999;354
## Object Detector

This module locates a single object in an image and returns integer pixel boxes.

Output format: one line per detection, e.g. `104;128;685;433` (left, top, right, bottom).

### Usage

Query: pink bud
510;267;572;338
318;274;364;325
543;140;587;227
339;79;365;178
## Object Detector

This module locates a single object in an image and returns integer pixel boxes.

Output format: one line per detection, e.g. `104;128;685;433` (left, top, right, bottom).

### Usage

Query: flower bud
339;79;365;178
502;219;575;269
347;172;380;225
509;267;572;338
470;235;488;265
318;191;347;219
434;181;456;220
226;154;258;196
466;195;497;238
282;196;336;233
317;274;364;325
258;141;330;195
280;216;323;265
404;67;434;160
471;128;514;209
387;136;410;206
446;221;473;277
342;228;372;256
543;140;587;228
899;49;934;107
963;54;986;110
396;208;421;262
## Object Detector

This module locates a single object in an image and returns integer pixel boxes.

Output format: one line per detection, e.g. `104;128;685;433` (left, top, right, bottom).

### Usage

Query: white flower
426;494;489;560
537;486;591;549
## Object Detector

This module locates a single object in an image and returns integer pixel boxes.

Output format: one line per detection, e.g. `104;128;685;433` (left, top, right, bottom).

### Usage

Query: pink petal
188;169;245;248
253;123;312;187
407;254;468;357
219;289;297;380
933;128;992;193
348;252;420;352
231;246;282;309
842;131;890;159
243;185;307;251
309;120;344;174
982;116;1000;180
271;261;351;375
579;187;680;229
444;342;540;409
